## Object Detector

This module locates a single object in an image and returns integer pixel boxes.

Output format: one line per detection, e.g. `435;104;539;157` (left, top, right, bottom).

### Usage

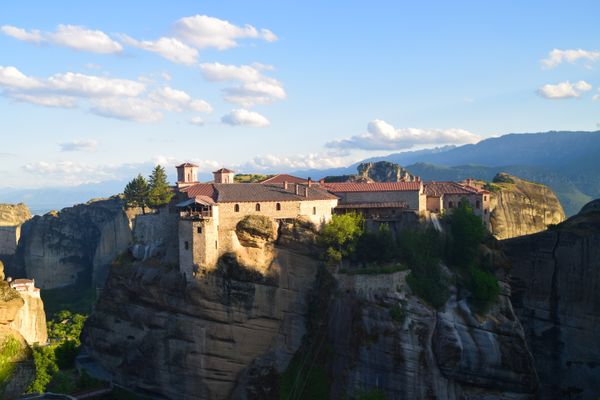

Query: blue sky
1;1;599;188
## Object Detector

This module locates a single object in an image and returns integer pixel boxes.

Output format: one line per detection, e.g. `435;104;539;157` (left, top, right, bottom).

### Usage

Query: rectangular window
184;241;189;250
197;227;202;234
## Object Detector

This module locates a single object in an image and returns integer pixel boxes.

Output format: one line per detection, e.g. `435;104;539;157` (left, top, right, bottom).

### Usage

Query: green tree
446;199;487;269
148;165;174;208
123;174;149;214
27;345;59;393
319;212;364;266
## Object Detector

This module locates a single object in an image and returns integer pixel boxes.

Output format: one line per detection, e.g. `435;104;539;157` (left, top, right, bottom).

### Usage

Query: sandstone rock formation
0;268;36;398
489;173;565;240
12;197;137;289
356;161;419;182
503;199;600;400
82;218;319;400
82;216;538;399
0;203;32;262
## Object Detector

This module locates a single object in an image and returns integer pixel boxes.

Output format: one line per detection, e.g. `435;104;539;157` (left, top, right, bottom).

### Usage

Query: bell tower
176;163;199;188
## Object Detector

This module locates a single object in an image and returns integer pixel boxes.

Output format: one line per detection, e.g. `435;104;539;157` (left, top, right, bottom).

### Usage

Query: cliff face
489;173;565;240
9;289;47;345
0;271;36;398
0;203;32;264
82;218;537;400
13;197;136;289
503;199;600;399
356;161;418;182
82;219;319;400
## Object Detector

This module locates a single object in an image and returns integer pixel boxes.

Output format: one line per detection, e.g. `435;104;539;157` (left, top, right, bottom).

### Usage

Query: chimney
295;184;299;195
283;181;288;190
307;177;312;187
305;186;309;198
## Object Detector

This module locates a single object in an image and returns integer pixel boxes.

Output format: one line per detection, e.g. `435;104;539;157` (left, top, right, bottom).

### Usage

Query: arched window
255;203;261;211
483;195;487;201
313;207;317;215
276;203;281;211
234;204;240;212
448;201;454;209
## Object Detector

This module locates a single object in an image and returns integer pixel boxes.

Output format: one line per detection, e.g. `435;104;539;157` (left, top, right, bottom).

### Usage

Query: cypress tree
148;165;174;208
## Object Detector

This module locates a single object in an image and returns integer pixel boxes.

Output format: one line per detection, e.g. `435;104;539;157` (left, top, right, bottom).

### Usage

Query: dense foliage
0;336;26;387
27;310;88;393
148;165;174;208
124;165;174;213
445;199;499;313
400;228;450;309
318;212;364;265
123;174;150;213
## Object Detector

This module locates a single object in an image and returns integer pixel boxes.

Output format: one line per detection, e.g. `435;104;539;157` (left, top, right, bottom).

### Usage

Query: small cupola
213;168;235;184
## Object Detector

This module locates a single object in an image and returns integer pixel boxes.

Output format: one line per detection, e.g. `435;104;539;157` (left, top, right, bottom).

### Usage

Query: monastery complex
173;163;490;277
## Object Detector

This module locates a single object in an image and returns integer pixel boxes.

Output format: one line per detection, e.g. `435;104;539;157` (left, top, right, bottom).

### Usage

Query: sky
1;0;600;188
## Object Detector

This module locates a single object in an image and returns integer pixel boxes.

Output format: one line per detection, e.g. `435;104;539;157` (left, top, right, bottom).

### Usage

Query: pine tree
148;165;174;208
123;174;150;214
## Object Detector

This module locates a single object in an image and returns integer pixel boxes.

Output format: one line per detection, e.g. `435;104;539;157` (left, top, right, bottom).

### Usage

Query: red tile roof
336;201;409;209
213;168;235;173
321;181;422;193
260;174;308;184
424;182;481;196
182;183;337;202
176;162;198;168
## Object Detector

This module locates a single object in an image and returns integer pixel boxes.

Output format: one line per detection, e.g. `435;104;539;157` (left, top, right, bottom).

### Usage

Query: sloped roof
176;162;198;168
424;182;481;196
213;168;235;174
321;181;421;193
259;174;308;184
182;183;337;203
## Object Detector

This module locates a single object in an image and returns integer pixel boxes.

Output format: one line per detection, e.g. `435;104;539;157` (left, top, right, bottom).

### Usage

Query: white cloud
9;93;77;108
59;139;98;152
221;108;270;127
0;65;212;122
149;86;213;113
47;24;122;53
189;116;205;126
174;14;277;50
46;72;145;97
90;97;163;123
537;80;592;99
199;62;286;107
542;48;600;68
1;25;43;43
0;66;43;89
241;152;351;171
2;24;122;54
120;35;198;65
22;160;119;185
327;119;480;150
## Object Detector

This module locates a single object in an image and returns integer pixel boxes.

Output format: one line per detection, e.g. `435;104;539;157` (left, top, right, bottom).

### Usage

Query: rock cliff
0;203;32;265
503;199;600;400
12;197;136;289
82;217;538;399
487;173;565;240
82;219;319;400
0;264;37;398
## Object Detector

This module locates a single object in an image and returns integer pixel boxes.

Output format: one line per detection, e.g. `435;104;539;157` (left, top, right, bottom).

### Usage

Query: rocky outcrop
356;161;419;182
503;199;600;399
12;197;137;289
0;265;37;398
0;203;32;263
489;173;565;240
81;218;320;400
82;215;538;399
9;289;47;345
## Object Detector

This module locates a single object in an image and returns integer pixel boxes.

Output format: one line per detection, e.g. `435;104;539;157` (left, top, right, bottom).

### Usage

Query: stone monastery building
174;163;490;276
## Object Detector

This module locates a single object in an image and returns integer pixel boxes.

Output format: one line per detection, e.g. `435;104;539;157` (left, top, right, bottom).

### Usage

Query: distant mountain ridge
291;131;600;216
1;131;598;216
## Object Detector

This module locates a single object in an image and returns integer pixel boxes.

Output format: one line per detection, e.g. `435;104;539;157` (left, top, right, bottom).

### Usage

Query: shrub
468;265;500;314
319;212;364;265
355;388;387;400
27;345;59;393
389;302;407;324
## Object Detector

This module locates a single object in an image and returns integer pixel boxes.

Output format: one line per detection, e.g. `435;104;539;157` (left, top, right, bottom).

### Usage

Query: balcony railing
180;210;212;220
